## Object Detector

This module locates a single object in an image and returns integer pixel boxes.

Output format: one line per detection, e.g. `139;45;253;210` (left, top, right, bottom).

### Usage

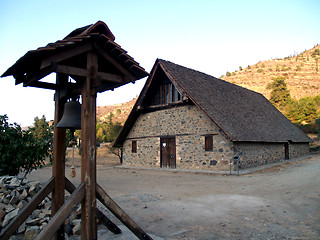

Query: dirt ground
27;153;320;240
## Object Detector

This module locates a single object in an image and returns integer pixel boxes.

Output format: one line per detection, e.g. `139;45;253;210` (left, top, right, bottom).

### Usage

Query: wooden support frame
65;177;122;235
52;73;68;239
55;64;124;83
80;51;98;239
40;43;93;69
2;50;151;240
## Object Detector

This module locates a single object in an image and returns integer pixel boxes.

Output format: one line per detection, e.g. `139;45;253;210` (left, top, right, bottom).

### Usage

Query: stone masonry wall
122;105;233;171
122;105;310;171
233;142;309;169
289;142;309;158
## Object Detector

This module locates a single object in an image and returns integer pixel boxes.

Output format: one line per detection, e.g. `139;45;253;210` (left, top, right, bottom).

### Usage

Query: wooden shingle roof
1;21;148;92
114;59;311;146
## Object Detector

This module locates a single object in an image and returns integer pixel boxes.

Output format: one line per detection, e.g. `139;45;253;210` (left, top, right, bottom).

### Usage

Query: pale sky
0;0;319;126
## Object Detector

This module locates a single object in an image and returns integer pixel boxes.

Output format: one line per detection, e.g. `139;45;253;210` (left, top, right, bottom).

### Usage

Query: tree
267;76;291;108
286;97;320;125
96;113;123;144
0;115;48;176
29;115;53;161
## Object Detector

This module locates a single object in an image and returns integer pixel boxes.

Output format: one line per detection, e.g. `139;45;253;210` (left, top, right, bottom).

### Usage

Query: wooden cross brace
0;177;152;240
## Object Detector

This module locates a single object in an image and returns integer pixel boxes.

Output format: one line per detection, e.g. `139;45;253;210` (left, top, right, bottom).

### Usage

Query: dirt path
27;155;320;239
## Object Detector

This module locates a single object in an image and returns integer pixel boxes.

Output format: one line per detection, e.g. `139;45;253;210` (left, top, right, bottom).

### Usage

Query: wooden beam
56;64;89;77
98;71;123;83
52;73;68;239
81;51;98;240
22;66;54;87
41;43;93;69
0;177;54;240
94;44;135;83
96;209;122;235
28;81;57;90
64;177;122;235
35;183;85;240
96;184;153;240
56;64;123;83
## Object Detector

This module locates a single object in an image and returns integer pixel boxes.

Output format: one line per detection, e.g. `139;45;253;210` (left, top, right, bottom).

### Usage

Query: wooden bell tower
1;21;152;240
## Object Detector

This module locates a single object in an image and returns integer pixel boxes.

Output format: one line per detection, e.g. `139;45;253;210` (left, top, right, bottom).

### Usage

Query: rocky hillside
96;98;137;123
222;44;320;100
96;45;320;124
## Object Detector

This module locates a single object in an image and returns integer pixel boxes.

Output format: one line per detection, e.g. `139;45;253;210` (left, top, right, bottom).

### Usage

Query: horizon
1;0;319;126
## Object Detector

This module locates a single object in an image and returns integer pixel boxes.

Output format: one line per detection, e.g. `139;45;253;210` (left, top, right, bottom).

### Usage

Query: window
151;77;181;106
132;140;137;153
205;136;213;151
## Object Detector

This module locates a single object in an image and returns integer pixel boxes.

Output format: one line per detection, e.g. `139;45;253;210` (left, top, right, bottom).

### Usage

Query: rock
32;209;42;218
3;194;11;204
5;204;15;213
28;186;38;196
8;235;20;240
10;189;19;197
0;202;7;211
75;204;81;217
20;189;28;200
39;209;51;218
0;209;6;220
72;221;81;235
40;222;47;231
9;196;19;205
25;226;40;240
40;216;50;224
26;217;42;226
17;221;26;233
2;208;19;227
10;178;21;187
16;200;27;209
28;181;40;188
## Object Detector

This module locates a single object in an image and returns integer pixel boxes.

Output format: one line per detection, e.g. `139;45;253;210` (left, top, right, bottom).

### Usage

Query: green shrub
0;115;49;176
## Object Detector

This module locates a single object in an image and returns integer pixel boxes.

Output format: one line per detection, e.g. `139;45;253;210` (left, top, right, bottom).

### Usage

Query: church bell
56;100;81;129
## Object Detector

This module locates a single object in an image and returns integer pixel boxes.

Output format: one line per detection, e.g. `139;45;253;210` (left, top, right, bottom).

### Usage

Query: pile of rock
0;176;83;239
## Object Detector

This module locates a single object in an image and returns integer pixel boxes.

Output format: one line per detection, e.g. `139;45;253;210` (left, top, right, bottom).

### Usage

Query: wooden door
284;142;289;160
160;137;176;168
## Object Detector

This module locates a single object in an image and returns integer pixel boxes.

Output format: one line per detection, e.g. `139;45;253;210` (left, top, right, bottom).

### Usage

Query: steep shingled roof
114;59;311;146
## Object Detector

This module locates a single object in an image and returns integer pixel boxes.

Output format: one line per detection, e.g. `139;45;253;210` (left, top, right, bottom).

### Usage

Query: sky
0;0;319;126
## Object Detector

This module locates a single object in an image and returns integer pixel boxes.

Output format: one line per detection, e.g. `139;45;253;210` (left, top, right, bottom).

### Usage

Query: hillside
222;44;320;100
97;45;320;124
96;98;137;123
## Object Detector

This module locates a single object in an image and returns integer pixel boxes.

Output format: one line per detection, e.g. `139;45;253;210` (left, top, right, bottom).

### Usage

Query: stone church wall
122;105;233;171
121;105;310;171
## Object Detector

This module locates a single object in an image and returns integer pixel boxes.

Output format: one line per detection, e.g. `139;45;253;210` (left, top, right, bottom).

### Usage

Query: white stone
2;208;19;227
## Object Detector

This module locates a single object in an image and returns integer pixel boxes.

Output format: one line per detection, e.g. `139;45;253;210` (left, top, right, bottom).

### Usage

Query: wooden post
52;73;68;239
81;51;98;240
